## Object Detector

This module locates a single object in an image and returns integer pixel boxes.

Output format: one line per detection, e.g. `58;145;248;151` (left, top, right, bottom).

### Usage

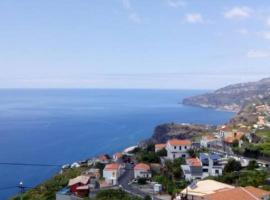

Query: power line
0;162;62;167
0;186;18;191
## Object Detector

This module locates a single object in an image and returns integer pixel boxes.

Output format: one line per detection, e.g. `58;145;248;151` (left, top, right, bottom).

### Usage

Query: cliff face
182;78;270;112
140;123;213;146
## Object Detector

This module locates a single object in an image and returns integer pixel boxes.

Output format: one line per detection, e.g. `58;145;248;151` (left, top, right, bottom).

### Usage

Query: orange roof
219;126;232;132
187;158;202;167
224;132;244;143
68;175;90;186
104;163;120;171
167;139;191;146
203;134;216;141
134;163;150;171
204;186;270;200
155;144;166;149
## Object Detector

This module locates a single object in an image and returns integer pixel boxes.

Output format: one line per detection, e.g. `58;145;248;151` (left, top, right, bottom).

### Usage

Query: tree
232;139;239;148
188;148;198;158
144;195;152;200
137;178;147;185
246;160;258;170
156;148;167;157
224;159;241;173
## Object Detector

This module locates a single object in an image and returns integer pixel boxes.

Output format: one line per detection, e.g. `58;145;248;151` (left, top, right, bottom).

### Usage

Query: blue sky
1;0;270;89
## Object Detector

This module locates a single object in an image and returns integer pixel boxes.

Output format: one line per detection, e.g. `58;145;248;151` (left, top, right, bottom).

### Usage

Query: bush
137;178;147;185
246;160;258;170
144;195;152;200
96;189;141;200
224;159;241;173
156;148;167;157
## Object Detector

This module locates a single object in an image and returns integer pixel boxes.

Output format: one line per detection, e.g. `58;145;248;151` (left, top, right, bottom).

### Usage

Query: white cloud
129;13;142;24
167;0;186;8
224;6;252;20
247;49;270;58
185;13;204;24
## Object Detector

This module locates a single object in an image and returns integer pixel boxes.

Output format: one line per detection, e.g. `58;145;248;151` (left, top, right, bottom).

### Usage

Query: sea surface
0;89;234;199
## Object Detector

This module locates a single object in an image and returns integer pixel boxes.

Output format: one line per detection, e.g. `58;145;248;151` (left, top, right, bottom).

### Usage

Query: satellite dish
189;180;198;190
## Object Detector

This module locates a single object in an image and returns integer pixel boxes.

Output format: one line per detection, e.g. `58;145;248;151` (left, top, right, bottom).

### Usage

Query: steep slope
183;78;270;112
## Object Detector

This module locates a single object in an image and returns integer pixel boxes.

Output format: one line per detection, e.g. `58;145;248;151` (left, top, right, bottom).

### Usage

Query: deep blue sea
0;89;234;199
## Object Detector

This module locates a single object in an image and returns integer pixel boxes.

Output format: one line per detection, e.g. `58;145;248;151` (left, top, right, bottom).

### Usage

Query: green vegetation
11;166;89;200
156;148;167;157
233;129;270;158
134;145;160;163
223;159;241;173
137;178;147;185
153;158;187;195
209;159;269;189
92;189;141;200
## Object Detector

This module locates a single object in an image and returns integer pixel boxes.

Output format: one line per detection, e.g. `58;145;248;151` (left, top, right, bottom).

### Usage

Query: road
118;163;163;200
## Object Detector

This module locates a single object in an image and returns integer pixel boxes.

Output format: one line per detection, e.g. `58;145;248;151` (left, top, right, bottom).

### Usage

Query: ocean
0;89;234;199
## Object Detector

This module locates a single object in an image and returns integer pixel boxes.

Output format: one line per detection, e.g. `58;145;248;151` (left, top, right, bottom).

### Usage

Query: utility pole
19;181;24;200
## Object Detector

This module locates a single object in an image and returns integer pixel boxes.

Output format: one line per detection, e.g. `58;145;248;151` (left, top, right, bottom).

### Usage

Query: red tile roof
224;132;244;143
104;163;120;171
167;139;191;146
187;158;202;167
134;163;150;171
155;144;166;149
204;186;270;200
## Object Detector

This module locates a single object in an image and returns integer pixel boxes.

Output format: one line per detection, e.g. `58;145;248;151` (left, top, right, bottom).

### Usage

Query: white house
166;139;191;160
134;163;151;179
103;163;122;185
200;153;223;178
181;158;203;181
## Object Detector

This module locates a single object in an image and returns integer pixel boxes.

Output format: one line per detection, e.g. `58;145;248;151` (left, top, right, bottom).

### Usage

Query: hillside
183;78;270;112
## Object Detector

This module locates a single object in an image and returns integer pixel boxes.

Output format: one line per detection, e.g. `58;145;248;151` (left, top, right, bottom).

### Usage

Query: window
182;154;186;158
203;169;208;172
174;146;176;149
215;170;219;174
185;146;187;149
179;146;182;150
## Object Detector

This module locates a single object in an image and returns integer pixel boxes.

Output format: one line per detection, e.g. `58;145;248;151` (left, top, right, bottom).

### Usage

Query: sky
1;0;270;89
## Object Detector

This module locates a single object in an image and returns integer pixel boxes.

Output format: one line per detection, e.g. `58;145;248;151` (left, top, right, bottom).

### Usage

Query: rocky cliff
140;123;214;146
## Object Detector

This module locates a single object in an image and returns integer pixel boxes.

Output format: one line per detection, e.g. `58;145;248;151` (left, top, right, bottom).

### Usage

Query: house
134;163;151;179
200;153;223;178
166;139;191;160
113;152;123;162
84;168;100;179
68;175;91;197
203;186;270;200
224;131;245;145
200;135;220;148
181;158;203;181
176;180;234;200
103;163;122;185
258;116;266;127
155;143;166;152
217;126;233;137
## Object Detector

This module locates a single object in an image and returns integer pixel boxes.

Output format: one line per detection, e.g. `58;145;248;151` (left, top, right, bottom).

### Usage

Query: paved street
118;164;163;200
